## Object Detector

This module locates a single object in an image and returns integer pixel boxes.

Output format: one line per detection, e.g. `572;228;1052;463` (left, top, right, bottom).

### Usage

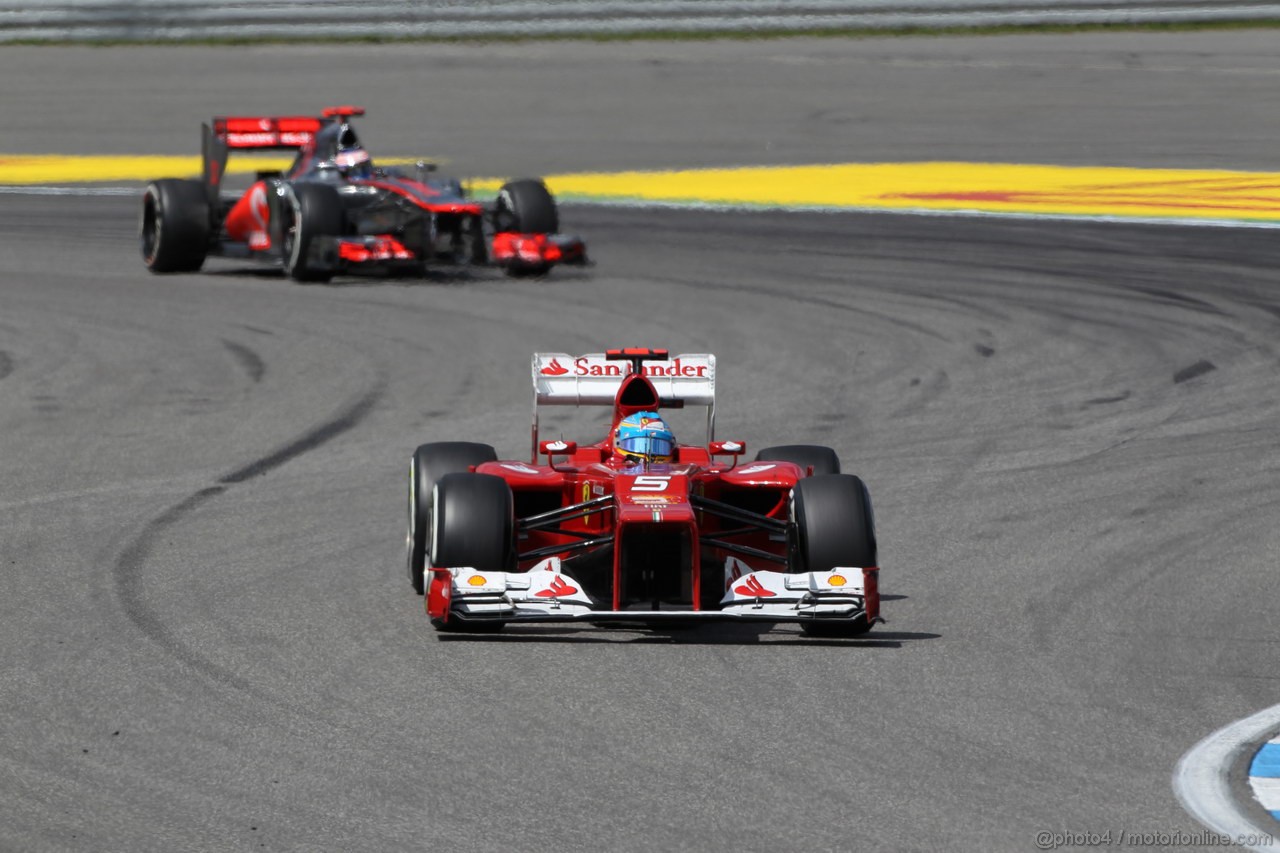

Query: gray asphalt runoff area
2;30;1279;853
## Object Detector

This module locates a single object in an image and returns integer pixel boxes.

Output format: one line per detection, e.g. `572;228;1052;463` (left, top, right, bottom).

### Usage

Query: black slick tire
494;179;559;234
407;442;498;594
494;179;558;277
429;472;515;632
282;182;344;282
140;179;210;273
789;474;877;637
756;444;841;477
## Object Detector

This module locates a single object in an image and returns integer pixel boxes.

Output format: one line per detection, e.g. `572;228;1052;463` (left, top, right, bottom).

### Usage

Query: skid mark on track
0;350;12;380
111;486;247;689
112;376;386;686
1129;286;1226;315
220;339;265;383
1174;359;1217;384
219;381;383;484
1084;391;1133;406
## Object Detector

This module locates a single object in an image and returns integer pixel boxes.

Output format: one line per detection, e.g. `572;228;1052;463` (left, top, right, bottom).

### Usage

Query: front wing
427;557;881;628
301;232;587;273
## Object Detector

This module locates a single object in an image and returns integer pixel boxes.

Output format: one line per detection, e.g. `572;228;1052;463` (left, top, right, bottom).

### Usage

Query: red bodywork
491;232;568;266
223;180;272;248
431;349;852;619
421;349;882;632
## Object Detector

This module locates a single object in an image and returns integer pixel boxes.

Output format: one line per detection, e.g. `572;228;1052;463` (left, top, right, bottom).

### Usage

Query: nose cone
614;471;695;524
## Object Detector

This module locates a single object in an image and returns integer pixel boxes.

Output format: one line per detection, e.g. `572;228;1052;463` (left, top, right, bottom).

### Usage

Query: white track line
561;196;1280;229
0;185;138;196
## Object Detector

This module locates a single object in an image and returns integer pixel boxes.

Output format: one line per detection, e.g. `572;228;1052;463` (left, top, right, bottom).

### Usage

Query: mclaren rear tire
429;472;515;632
789;474;877;637
466;213;488;265
407;442;498;595
282;182;344;283
140;179;210;273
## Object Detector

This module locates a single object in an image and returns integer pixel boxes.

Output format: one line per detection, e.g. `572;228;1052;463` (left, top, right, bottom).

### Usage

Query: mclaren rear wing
202;115;328;205
531;351;716;460
211;115;327;150
200;107;365;210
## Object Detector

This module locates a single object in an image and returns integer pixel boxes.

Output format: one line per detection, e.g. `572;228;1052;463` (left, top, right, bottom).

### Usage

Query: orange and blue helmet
613;411;675;463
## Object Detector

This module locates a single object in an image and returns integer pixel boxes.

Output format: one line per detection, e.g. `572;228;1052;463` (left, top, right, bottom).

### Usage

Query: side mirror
540;440;577;459
709;440;746;457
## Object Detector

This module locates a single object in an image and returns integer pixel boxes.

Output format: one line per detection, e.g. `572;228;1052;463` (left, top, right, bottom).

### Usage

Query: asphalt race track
3;32;1280;853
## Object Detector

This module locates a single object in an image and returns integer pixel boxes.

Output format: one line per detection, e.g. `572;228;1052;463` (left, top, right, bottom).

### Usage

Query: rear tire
430;473;515;632
756;444;841;477
282;182;344;282
789;474;877;637
407;442;498;594
140;179;209;273
466;213;488;265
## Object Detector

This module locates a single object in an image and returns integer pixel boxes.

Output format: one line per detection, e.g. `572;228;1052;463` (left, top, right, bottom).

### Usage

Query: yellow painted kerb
536;162;1280;222
3;155;1279;223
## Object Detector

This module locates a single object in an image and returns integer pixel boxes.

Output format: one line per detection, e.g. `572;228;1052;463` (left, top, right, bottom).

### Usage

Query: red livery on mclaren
406;348;882;636
140;106;586;281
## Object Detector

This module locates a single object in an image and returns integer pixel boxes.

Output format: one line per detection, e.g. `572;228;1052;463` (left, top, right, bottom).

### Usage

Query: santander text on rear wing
533;352;715;406
211;116;326;149
531;351;717;460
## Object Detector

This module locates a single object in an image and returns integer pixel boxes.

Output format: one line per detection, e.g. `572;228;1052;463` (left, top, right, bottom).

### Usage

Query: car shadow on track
201;266;591;288
435;625;940;647
201;267;485;287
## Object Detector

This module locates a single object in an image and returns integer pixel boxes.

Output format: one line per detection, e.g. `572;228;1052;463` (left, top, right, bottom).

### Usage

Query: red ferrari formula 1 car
406;348;882;636
140;106;586;281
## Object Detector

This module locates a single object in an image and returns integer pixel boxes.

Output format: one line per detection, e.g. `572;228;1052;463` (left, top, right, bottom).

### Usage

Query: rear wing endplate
530;352;716;461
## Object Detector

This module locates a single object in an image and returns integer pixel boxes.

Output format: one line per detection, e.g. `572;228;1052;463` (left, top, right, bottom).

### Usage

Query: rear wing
201;115;331;209
201;109;363;209
211;116;328;150
531;352;716;460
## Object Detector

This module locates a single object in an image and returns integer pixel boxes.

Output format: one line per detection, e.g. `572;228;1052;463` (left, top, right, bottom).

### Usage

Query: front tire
494;179;559;277
429;473;515;632
282;182;344;282
407;442;498;594
756;444;841;477
790;474;877;637
140;179;209;273
493;178;559;234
